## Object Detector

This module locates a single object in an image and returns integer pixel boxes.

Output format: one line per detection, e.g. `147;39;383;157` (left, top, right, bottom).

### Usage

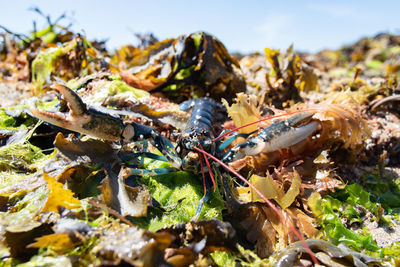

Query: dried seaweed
0;11;399;266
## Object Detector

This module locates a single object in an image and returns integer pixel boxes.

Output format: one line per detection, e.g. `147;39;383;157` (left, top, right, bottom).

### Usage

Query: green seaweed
366;59;383;70
31;45;68;88
310;191;380;252
211;250;236;266
334;184;379;216
210;245;270;267
0;124;56;175
131;159;225;231
107;80;149;98
0;118;57;197
23;25;57;45
31;38;91;88
309;184;400;257
0;109;36;131
0;185;49;232
0;110;19;130
363;172;400;214
66;75;149;105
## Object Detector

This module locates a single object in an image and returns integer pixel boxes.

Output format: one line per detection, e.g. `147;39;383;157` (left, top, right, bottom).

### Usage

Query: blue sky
2;0;399;53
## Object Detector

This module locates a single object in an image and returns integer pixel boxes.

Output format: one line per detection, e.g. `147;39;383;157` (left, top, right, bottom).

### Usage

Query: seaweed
1;9;400;266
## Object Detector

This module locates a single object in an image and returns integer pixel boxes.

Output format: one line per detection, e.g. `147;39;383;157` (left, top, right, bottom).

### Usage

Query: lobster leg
215;130;257;152
128;167;178;176
122;122;181;168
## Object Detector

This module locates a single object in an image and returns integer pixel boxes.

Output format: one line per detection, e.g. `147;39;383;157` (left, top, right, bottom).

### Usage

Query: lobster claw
30;84;182;168
30;84;125;141
222;111;320;163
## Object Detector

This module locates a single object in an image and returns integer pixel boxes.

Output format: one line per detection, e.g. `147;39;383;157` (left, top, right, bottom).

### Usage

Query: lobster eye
122;124;135;140
203;139;212;146
184;140;193;149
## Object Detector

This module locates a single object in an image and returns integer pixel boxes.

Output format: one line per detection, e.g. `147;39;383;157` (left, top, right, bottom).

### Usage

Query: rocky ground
1;13;400;266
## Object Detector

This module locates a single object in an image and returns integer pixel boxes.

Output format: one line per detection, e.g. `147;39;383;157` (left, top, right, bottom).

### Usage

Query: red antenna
197;153;207;198
193;146;319;265
201;148;216;192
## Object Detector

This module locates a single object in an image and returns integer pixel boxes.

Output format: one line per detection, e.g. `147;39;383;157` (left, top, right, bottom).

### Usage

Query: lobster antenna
201;148;216;192
197;152;207;197
193;147;319;265
214;109;316;142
